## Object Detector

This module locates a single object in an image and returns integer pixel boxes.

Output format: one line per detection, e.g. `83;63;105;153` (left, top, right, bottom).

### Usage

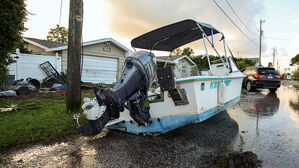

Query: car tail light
255;75;264;79
276;76;280;79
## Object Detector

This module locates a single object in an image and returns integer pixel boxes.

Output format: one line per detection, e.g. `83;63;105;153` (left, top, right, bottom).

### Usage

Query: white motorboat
77;19;245;136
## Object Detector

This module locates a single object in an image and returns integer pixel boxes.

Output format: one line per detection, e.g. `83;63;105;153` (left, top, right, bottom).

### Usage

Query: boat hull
108;96;240;136
107;72;244;135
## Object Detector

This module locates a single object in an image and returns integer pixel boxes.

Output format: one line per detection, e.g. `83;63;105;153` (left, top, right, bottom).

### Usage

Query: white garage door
81;56;117;84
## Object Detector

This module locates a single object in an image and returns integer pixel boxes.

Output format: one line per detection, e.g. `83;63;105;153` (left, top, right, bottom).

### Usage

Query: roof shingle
24;37;67;48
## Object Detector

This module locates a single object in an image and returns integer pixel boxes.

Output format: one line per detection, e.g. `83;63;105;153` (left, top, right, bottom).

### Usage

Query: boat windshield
173;57;240;79
175;65;199;79
229;57;240;72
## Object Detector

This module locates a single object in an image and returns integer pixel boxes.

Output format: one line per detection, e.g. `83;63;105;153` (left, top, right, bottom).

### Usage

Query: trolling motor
78;51;157;135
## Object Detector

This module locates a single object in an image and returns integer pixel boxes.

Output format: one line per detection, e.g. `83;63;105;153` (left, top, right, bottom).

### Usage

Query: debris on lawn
0;78;41;97
50;83;66;91
14;78;41;90
16;86;30;95
81;82;108;89
0;103;19;113
0;102;41;113
39;61;65;84
0;90;17;97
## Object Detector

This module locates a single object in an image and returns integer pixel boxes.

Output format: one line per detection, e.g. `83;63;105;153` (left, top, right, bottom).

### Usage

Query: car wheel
246;81;252;91
269;88;277;92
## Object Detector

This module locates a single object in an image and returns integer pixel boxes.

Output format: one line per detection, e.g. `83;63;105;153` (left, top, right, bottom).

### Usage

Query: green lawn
0;90;94;152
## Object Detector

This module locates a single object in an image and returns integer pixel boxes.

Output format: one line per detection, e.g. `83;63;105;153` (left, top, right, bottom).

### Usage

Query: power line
59;0;63;26
234;37;258;50
225;0;257;36
239;0;255;17
212;0;258;46
238;0;259;32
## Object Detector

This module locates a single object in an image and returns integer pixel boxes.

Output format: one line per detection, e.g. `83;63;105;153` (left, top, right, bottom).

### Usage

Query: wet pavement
228;84;299;168
1;81;299;167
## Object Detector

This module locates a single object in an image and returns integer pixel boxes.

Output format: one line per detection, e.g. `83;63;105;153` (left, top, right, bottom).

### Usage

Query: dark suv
242;66;281;92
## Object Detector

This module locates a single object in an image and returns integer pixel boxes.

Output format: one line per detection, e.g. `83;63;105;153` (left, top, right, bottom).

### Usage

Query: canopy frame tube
202;33;212;72
222;34;230;69
196;23;228;69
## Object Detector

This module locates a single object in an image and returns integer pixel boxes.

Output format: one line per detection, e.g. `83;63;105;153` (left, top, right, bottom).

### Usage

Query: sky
23;0;299;73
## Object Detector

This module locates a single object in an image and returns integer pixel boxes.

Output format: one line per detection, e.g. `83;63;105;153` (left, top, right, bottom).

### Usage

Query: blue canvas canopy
131;19;221;52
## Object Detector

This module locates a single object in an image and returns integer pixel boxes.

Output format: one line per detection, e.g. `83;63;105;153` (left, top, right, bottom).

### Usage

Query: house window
103;42;111;52
181;66;187;74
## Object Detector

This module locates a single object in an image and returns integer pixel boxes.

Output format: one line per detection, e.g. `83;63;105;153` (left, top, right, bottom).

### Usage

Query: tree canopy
0;0;27;84
173;47;256;70
182;47;194;57
290;54;299;66
46;25;68;44
172;48;182;56
172;47;195;57
190;55;256;71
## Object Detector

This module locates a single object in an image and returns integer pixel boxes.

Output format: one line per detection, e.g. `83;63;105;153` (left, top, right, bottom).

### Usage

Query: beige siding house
156;55;197;78
23;37;132;84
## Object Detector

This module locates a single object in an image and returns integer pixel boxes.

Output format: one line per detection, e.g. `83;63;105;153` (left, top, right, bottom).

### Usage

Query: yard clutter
50;83;66;91
0;90;17;97
0;78;41;97
15;78;41;90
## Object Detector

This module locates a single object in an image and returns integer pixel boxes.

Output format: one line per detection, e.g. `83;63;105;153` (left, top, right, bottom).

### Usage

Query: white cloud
104;0;265;56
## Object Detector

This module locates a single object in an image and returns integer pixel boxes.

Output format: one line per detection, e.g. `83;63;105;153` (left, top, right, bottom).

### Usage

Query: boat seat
210;62;229;76
156;66;175;91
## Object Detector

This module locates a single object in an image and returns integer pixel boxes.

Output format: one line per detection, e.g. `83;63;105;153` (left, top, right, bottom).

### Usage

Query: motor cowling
78;51;157;135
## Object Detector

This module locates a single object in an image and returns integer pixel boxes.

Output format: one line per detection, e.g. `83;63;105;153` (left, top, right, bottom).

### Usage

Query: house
23;37;64;55
156;55;197;78
15;37;133;84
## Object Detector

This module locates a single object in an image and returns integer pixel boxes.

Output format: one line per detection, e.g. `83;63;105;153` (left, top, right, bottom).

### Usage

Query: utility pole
66;0;83;112
259;19;265;66
57;0;63;47
57;24;60;47
273;48;276;68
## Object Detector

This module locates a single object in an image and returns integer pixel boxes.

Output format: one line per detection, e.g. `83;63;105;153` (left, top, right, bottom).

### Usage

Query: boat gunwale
176;74;245;83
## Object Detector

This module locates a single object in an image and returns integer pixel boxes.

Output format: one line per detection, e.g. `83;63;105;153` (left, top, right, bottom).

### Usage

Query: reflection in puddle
289;101;299;116
288;88;299;116
292;85;299;90
242;92;280;117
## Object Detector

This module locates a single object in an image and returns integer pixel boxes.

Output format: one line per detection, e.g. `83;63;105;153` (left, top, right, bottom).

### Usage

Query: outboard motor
78;51;157;135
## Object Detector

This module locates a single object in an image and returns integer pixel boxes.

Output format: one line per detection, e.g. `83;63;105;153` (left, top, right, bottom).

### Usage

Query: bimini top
131;19;221;52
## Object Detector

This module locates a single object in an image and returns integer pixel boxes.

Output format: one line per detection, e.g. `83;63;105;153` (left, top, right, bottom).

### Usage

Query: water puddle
228;85;299;167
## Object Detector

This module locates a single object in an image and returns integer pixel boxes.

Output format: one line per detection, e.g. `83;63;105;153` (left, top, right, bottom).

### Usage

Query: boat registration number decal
210;80;232;89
